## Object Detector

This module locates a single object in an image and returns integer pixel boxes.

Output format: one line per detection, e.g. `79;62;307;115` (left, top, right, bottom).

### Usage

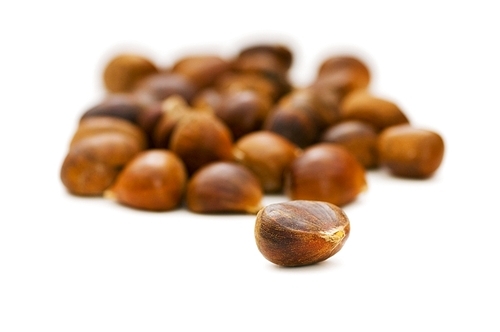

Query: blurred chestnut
186;161;263;214
169;112;234;175
285;143;367;206
105;150;187;211
60;131;145;196
378;124;445;178
80;93;144;124
172;54;231;89
132;72;198;105
233;131;301;193
103;53;159;93
320;120;379;169
340;90;410;131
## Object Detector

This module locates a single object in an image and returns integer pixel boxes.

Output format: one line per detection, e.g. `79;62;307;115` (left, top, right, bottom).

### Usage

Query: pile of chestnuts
60;42;445;267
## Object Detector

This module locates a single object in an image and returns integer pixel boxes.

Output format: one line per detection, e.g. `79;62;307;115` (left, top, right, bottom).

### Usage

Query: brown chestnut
186;161;263;214
105;150;187;211
320;120;379;169
340;90;410;131
60;131;145;196
284;143;367;206
378;124;445;178
169;112;234;175
233;131;302;193
103;54;159;93
255;200;350;267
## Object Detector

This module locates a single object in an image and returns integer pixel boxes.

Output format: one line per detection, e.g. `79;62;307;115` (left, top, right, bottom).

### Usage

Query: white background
1;1;499;331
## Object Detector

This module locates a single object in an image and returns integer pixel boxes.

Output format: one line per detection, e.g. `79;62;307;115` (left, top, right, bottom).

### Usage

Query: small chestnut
186;161;263;214
284;143;367;206
169;112;234;175
255;200;350;267
105;150;187;211
377;124;445;178
102;54;159;93
340;90;410;131
233;131;302;193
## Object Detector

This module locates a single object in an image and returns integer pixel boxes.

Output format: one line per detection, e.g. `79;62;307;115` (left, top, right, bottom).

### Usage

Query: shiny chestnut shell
255;200;350;267
285;143;367;206
106;150;187;211
378;124;445;178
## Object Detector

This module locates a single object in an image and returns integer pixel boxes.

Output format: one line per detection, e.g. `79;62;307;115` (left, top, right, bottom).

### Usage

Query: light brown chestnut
169;112;234;175
132;72;198;106
340;90;410;131
233;131;302;193
314;54;371;95
285;143;367;206
378;124;445;178
103;54;159;93
70;116;148;150
255;200;350;267
172;55;231;89
186;161;263;214
105;150;187;211
60;132;145;196
320;120;379;169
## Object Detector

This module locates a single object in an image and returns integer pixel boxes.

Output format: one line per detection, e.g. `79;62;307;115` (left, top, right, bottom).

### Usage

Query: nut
186;161;263;214
60;131;145;196
105;149;187;211
169;112;234;175
284;143;367;206
233;131;302;193
254;200;350;267
320;120;379;169
103;54;159;93
377;124;445;178
340;90;410;131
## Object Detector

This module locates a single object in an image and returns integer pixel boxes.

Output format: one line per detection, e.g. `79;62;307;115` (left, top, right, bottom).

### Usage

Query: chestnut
169;112;234;175
284;143;367;206
320;120;379;169
254;200;350;267
105;150;187;211
233;131;302;193
377;124;445;178
60;131;145;196
102;53;159;93
340;90;410;131
186;161;263;214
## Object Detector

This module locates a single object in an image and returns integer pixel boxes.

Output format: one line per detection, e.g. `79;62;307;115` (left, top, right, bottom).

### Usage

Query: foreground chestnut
255;200;350;267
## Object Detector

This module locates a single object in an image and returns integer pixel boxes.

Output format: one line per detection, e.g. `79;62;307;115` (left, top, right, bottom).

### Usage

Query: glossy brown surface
233;131;302;193
103;54;159;93
378;125;445;178
186;162;263;214
169;112;234;175
255;200;350;267
172;55;230;89
106;150;187;211
71;116;148;150
285;143;367;206
340;90;410;131
60;132;144;196
321;120;379;169
210;89;272;140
